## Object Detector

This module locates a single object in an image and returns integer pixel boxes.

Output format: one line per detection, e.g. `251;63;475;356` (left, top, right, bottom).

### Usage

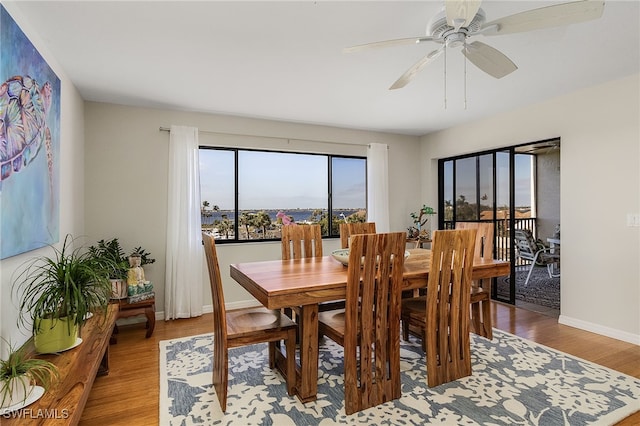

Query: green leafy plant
13;234;113;334
88;238;155;281
132;246;155;266
0;341;59;407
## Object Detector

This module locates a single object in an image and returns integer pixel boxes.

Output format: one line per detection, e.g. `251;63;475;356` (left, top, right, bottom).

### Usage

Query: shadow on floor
515;299;559;318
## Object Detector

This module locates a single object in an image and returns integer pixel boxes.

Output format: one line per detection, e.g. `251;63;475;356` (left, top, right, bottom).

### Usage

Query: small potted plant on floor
12;235;113;354
0;341;59;409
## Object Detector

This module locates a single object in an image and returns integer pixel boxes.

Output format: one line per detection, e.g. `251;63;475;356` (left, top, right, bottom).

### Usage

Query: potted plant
0;341;59;409
409;205;436;242
88;238;155;299
13;235;113;354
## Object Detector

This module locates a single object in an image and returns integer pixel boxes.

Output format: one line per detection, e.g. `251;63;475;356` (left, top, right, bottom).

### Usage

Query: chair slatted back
202;232;229;405
281;224;323;260
339;222;377;249
344;232;405;414
456;222;494;260
425;228;477;387
455;222;495;339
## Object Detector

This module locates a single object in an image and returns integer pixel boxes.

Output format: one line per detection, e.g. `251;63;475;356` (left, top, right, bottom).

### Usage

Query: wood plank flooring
80;302;640;425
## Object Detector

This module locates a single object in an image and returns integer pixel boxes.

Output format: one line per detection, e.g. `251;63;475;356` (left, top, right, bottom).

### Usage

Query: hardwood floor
80;302;640;425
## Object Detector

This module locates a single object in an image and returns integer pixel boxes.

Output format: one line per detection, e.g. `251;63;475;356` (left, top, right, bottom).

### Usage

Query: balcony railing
443;218;538;266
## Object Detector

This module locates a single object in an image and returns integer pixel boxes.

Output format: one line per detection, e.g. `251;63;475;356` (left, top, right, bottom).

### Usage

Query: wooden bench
3;304;118;425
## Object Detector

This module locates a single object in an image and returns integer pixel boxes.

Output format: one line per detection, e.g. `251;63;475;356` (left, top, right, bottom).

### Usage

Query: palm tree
202;200;211;216
218;217;233;239
239;212;256;239
255;211;272;238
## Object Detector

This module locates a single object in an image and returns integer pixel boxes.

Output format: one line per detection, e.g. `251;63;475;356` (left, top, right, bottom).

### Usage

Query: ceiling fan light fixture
427;7;486;39
445;32;466;48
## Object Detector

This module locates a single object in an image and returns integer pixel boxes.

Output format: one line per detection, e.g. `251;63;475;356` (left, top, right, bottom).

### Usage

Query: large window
441;152;534;226
199;147;367;242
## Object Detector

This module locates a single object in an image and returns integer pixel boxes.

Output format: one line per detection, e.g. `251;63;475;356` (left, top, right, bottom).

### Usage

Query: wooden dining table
230;248;509;403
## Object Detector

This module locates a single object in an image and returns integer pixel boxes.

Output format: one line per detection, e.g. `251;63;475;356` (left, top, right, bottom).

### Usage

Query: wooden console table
3;304;118;425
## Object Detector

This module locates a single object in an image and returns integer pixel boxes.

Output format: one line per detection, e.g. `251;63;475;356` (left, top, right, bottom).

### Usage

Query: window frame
199;146;367;243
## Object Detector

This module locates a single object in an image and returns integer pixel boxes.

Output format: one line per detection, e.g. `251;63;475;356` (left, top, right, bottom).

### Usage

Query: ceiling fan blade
462;41;517;79
481;0;605;36
343;36;434;53
389;48;444;90
446;0;482;29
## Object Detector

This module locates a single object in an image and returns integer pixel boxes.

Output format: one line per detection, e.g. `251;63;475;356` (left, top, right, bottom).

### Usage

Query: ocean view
201;208;363;225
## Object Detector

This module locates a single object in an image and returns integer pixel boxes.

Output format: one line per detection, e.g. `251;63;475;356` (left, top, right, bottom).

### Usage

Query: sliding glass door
439;145;543;305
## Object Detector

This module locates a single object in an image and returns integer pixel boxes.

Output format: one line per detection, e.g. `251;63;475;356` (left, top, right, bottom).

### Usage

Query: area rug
159;330;640;425
496;265;560;310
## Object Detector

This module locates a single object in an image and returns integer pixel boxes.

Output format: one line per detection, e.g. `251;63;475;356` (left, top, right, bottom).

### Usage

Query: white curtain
165;125;203;320
367;143;390;232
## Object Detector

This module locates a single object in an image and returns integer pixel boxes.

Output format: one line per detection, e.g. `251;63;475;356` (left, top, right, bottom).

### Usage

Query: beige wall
83;103;421;314
421;73;640;344
536;150;561;241
0;3;86;351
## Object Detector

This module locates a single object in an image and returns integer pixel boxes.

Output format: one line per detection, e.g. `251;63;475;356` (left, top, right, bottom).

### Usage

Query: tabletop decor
408;205;436;242
160;330;640;425
330;249;410;267
88;238;155;300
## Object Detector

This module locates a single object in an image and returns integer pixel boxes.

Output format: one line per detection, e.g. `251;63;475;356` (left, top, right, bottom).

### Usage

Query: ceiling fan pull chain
464;40;467;110
443;44;447;110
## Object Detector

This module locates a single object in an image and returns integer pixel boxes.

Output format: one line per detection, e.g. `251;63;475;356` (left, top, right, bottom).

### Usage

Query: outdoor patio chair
514;229;560;286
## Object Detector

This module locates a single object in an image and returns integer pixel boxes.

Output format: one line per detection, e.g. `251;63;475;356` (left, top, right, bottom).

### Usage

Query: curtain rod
159;126;384;149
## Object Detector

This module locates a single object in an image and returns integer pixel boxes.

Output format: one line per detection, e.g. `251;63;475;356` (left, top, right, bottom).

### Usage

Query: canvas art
0;5;60;259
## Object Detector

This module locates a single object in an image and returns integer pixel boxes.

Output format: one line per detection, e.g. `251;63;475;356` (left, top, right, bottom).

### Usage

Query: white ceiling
9;0;640;136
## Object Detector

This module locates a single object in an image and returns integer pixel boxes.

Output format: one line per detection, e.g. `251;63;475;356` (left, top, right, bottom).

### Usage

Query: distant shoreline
201;208;363;225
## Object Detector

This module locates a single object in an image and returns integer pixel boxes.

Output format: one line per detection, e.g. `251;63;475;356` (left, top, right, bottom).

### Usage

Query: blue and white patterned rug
159;330;640;425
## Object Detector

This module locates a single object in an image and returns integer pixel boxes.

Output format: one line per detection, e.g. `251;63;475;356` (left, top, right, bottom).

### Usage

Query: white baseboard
151;300;261;323
559;315;640;346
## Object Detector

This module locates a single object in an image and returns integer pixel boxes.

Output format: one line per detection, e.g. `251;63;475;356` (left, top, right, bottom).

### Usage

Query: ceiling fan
345;0;605;90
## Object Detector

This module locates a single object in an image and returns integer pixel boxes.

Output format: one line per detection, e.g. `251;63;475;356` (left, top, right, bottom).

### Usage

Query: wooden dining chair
318;232;406;414
456;222;494;339
281;224;323;260
339;222;376;249
202;232;297;412
280;224;331;318
401;228;477;387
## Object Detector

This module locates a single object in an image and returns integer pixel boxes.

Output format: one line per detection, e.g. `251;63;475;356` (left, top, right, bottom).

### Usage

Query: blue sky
199;150;366;210
200;148;533;212
444;154;533;208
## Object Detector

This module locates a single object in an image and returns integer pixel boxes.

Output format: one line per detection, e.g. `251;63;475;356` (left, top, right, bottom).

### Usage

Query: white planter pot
110;279;127;299
0;375;32;408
